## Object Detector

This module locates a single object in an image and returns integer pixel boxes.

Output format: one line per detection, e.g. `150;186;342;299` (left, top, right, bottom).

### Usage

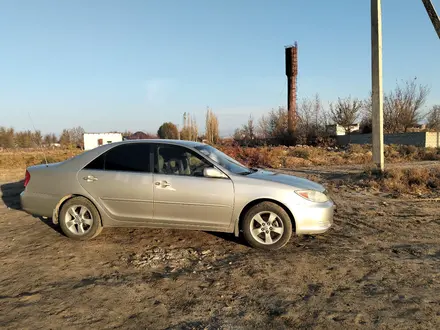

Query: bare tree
205;107;219;144
32;130;43;147
234;115;256;145
181;112;198;141
258;107;289;143
59;129;71;147
0;127;15;148
329;97;362;135
296;94;329;144
297;97;314;143
426;105;440;131
50;133;57;144
43;134;52;146
69;126;85;148
384;78;430;133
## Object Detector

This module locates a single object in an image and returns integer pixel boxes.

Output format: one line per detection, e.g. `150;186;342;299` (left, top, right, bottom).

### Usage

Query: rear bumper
292;201;334;235
20;190;58;218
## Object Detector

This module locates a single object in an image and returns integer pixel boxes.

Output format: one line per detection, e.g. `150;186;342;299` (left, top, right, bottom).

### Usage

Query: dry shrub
289;148;311;160
219;144;440;169
419;148;440;161
348;144;370;154
365;167;440;195
384;145;402;162
283;157;312;168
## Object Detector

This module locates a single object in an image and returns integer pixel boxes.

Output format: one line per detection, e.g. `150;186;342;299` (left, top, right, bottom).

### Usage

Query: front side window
194;144;252;175
84;143;151;173
155;145;211;177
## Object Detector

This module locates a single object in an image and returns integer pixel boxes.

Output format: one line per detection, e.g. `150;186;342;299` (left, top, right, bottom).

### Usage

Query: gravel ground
1;165;440;329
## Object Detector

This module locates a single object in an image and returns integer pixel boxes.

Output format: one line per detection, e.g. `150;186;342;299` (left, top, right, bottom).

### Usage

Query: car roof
112;139;206;148
57;139;210;170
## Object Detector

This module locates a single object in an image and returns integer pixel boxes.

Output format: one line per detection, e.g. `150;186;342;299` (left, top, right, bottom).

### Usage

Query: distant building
326;123;360;136
83;132;123;150
125;131;153;140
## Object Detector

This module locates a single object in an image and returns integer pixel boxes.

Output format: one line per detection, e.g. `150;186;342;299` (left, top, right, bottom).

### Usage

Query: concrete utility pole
285;43;298;140
421;0;440;38
371;0;384;171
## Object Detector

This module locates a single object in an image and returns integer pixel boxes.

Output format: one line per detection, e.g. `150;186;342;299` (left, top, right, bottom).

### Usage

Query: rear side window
84;144;151;173
85;154;105;170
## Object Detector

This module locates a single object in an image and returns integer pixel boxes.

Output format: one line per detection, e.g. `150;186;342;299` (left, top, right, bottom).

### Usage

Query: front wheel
59;196;103;240
242;202;293;250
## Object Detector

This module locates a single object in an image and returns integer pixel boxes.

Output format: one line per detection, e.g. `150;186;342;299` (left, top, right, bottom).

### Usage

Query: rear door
78;143;154;222
152;143;234;230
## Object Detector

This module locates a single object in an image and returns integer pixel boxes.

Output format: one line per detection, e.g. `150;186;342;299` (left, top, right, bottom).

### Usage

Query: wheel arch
234;198;296;237
52;194;102;226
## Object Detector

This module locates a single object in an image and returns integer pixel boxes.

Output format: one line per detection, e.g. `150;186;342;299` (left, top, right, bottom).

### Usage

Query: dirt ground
1;164;440;329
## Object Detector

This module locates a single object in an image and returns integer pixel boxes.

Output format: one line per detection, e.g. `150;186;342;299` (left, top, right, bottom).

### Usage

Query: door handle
155;180;170;187
83;175;98;182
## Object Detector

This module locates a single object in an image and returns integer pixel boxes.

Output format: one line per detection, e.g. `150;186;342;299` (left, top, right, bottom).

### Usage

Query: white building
83;132;123;150
326;123;360;136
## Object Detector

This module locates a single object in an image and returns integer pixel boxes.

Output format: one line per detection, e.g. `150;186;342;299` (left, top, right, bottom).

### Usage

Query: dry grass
0;149;81;181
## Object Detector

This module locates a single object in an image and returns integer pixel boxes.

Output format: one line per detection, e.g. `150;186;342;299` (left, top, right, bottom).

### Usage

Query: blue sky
1;0;439;136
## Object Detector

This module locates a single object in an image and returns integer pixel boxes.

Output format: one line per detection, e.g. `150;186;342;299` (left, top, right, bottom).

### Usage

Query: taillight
24;170;31;187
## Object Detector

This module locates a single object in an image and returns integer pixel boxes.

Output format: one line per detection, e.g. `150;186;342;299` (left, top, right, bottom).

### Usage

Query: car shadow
0;180;24;210
206;231;248;247
0;180;63;235
33;215;64;235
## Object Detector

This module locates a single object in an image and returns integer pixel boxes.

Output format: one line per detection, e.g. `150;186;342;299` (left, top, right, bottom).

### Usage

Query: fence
336;132;440;148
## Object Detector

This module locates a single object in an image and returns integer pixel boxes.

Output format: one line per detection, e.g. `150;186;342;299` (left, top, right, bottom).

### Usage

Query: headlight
295;190;329;203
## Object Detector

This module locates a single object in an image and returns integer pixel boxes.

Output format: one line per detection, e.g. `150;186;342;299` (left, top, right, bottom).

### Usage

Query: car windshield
194;145;252;175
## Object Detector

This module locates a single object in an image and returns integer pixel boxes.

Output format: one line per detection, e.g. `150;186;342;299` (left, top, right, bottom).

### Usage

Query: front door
152;144;234;230
79;143;154;222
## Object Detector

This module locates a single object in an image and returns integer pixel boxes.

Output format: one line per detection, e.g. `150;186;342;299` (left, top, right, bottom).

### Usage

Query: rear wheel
59;197;102;240
242;202;292;250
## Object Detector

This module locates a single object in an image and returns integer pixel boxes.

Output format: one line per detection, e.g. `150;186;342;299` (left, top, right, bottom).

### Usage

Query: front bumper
292;200;334;235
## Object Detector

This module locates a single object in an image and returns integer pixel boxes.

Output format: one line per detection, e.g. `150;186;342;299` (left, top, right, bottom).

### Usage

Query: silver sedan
20;140;334;250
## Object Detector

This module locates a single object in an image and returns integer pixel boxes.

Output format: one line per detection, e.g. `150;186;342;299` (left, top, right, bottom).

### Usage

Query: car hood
247;169;325;192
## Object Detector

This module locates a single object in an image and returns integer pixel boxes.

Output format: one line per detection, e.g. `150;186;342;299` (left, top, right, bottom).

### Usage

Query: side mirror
203;167;227;179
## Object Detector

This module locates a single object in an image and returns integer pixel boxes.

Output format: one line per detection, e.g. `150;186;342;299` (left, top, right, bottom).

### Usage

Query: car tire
242;202;293;250
59;196;103;240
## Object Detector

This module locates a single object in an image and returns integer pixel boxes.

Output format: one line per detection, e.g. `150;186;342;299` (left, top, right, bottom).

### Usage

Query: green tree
157;122;179;139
